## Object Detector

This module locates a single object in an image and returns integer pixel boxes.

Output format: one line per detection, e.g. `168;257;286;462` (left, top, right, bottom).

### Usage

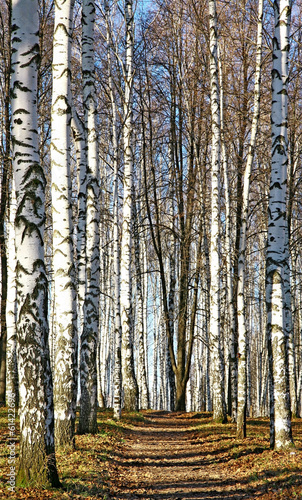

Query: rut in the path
108;411;255;500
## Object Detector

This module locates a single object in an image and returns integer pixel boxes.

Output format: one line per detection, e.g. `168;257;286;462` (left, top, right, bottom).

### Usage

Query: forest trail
108;411;259;500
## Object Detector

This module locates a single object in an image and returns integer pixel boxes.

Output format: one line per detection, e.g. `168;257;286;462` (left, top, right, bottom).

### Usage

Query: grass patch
0;406;144;500
191;413;302;499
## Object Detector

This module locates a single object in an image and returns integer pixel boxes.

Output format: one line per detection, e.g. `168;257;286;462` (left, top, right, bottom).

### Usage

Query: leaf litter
0;408;301;499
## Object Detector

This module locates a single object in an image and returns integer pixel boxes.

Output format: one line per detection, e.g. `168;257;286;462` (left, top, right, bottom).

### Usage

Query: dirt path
108;411;255;500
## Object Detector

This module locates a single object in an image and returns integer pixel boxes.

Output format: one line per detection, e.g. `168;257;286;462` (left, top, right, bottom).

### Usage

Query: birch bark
237;0;263;437
104;0;123;419
120;0;138;411
0;3;10;406
78;0;100;435
266;0;293;450
133;190;150;409
51;0;77;449
5;179;18;404
218;46;237;422
208;0;227;423
11;0;60;485
72;111;86;343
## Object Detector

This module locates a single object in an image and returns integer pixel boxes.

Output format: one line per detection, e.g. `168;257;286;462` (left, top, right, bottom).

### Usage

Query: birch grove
2;0;302;485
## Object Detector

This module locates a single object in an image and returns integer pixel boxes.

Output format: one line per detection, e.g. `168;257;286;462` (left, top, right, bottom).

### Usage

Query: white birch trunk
112;113;122;418
11;0;60;485
72;111;86;341
78;0;100;434
266;0;293;450
51;0;77;449
133;192;150;409
71;112;86;406
6;180;18;404
104;0;123;420
168;231;176;411
120;0;138;411
152;277;159;409
218;46;237;422
208;0;226;423
286;250;297;416
237;0;263;437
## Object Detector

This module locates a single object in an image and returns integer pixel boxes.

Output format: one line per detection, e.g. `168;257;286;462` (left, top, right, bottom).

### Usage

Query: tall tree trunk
237;0;263;438
168;214;176;411
133;190;150;409
78;0;100;435
208;0;227;424
5;177;18;406
120;0;138;411
51;0;77;450
218;45;237;422
266;0;293;450
11;0;60;486
72;111;87;351
103;0;122;419
0;1;11;406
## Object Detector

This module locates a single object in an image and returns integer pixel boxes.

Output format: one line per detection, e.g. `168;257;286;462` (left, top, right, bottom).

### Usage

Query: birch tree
0;0;11;407
103;0;123;420
51;0;77;449
208;0;227;423
120;0;139;411
73;112;87;348
237;0;263;438
78;0;100;435
10;0;60;485
5;178;18;404
218;44;237;422
266;0;294;450
133;188;150;409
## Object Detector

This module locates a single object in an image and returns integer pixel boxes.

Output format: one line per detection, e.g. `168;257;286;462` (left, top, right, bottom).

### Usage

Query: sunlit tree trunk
218;45;237;422
168;202;176;411
120;0;138;411
103;0;122;419
51;0;77;450
112;99;122;416
152;276;159;409
11;0;60;485
6;178;18;405
237;0;263;438
78;0;100;435
208;0;227;424
133;190;150;409
286;156;297;416
266;0;293;450
72;111;86;347
0;1;11;406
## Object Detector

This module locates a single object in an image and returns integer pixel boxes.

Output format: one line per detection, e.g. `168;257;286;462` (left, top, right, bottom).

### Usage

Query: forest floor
107;411;302;500
0;407;302;499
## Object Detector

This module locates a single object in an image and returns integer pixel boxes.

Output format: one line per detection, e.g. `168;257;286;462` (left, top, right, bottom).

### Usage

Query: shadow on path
107;411;270;500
